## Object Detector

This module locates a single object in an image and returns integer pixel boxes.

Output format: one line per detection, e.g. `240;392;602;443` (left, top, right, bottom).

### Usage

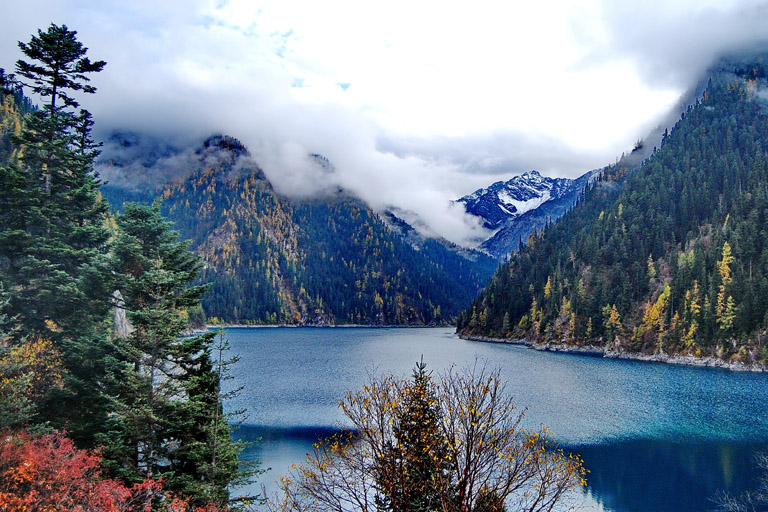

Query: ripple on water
223;327;768;512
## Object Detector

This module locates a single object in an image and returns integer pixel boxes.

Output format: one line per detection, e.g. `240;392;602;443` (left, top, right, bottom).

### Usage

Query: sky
2;0;768;245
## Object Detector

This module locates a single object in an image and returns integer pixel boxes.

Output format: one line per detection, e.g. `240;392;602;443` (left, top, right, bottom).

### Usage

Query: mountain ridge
100;135;497;325
458;53;768;365
457;168;600;258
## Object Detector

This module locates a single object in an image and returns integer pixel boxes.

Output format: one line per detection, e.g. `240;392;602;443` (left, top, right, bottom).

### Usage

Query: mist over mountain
458;49;768;364
100;135;497;325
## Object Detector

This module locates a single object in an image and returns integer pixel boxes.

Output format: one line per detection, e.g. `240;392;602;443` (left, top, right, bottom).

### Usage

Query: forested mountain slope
459;56;768;364
105;135;497;325
0;73;34;164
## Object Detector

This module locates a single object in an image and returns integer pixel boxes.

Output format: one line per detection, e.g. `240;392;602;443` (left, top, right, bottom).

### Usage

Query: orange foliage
0;431;226;512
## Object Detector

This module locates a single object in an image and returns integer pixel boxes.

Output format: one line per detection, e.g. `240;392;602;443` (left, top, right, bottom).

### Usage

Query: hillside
0;73;34;164
458;169;599;258
458;54;768;364
104;135;497;325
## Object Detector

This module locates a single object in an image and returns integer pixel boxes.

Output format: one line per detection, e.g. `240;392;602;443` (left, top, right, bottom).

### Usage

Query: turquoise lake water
222;326;768;511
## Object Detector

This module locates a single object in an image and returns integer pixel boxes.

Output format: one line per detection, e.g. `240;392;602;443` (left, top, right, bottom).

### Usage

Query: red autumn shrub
0;431;225;512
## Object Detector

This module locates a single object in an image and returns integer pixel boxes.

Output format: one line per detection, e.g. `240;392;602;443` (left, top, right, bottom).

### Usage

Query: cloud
592;1;768;89
3;1;768;245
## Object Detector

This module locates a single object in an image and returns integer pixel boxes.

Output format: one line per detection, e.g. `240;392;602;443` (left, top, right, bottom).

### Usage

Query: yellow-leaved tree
267;361;586;512
0;337;63;429
715;242;736;333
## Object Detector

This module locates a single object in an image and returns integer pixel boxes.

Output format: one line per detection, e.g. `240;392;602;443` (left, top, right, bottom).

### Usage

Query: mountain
458;51;768;365
101;135;497;325
0;83;34;165
457;169;598;258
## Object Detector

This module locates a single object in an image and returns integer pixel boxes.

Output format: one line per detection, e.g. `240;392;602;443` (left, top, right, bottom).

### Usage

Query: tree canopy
268;362;585;512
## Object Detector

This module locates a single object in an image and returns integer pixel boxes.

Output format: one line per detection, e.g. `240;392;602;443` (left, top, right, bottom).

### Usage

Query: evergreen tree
0;23;109;341
376;360;452;512
15;24;105;111
107;201;241;506
0;24;114;448
458;72;768;363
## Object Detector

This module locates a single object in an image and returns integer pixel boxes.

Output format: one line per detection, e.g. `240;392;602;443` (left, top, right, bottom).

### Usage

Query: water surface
224;327;768;511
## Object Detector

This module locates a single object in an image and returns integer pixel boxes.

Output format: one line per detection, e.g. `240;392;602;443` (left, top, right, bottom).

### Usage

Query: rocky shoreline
458;334;768;373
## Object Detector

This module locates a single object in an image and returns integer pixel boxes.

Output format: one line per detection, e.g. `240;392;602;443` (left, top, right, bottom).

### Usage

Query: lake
222;326;768;512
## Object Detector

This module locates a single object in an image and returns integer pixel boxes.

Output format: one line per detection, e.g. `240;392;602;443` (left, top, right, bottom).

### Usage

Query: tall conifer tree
108;202;241;506
0;23;109;340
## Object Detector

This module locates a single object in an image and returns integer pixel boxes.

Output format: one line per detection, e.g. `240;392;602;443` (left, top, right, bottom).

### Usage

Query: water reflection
236;425;766;512
572;439;766;512
223;327;768;511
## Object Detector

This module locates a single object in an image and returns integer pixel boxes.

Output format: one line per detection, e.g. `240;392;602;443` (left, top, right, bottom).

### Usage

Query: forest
105;134;498;326
459;63;768;365
0;24;250;510
0;22;496;512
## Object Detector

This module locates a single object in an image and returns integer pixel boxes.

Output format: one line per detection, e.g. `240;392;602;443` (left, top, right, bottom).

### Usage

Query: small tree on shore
268;362;586;512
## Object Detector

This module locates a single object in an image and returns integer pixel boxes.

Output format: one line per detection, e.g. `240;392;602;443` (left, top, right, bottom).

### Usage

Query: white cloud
2;0;768;244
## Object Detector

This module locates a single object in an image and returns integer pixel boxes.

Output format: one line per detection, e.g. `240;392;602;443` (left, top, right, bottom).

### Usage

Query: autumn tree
602;304;622;342
0;336;63;430
375;359;452;511
716;242;736;333
0;430;226;512
268;362;585;512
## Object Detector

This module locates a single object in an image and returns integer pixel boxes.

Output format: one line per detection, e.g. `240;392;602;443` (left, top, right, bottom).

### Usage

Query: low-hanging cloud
3;0;768;245
591;1;768;89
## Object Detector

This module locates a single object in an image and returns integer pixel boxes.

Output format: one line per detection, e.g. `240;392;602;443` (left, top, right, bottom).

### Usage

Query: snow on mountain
457;170;577;229
457;169;599;258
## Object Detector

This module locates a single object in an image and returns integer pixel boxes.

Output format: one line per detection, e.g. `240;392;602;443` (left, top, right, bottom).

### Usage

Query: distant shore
458;334;768;373
205;323;454;329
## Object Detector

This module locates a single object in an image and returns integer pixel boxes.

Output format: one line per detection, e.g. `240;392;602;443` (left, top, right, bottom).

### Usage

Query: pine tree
107;201;242;505
376;359;452;512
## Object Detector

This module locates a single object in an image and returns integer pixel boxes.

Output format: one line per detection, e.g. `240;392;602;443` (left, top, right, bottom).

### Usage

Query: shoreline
205;323;455;329
458;334;768;373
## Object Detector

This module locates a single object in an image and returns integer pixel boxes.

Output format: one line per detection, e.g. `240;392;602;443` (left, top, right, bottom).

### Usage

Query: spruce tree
0;23;109;340
0;24;114;446
376;359;452;512
108;202;241;505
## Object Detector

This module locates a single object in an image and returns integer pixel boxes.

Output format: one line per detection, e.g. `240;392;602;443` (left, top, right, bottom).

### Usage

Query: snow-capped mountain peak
457;170;574;229
456;168;600;258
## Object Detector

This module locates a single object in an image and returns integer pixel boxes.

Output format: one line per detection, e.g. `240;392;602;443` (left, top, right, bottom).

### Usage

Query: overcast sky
2;1;768;244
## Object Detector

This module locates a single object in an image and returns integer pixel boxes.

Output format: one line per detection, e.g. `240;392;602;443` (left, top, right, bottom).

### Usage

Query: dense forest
0;25;249;510
105;134;498;325
458;58;768;364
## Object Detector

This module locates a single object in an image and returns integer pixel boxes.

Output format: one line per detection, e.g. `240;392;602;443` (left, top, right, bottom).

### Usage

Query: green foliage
156;151;496;325
107;202;242;506
0;71;33;165
376;360;452;512
16;24;106;110
0;26;252;510
0;23;110;342
459;73;768;363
